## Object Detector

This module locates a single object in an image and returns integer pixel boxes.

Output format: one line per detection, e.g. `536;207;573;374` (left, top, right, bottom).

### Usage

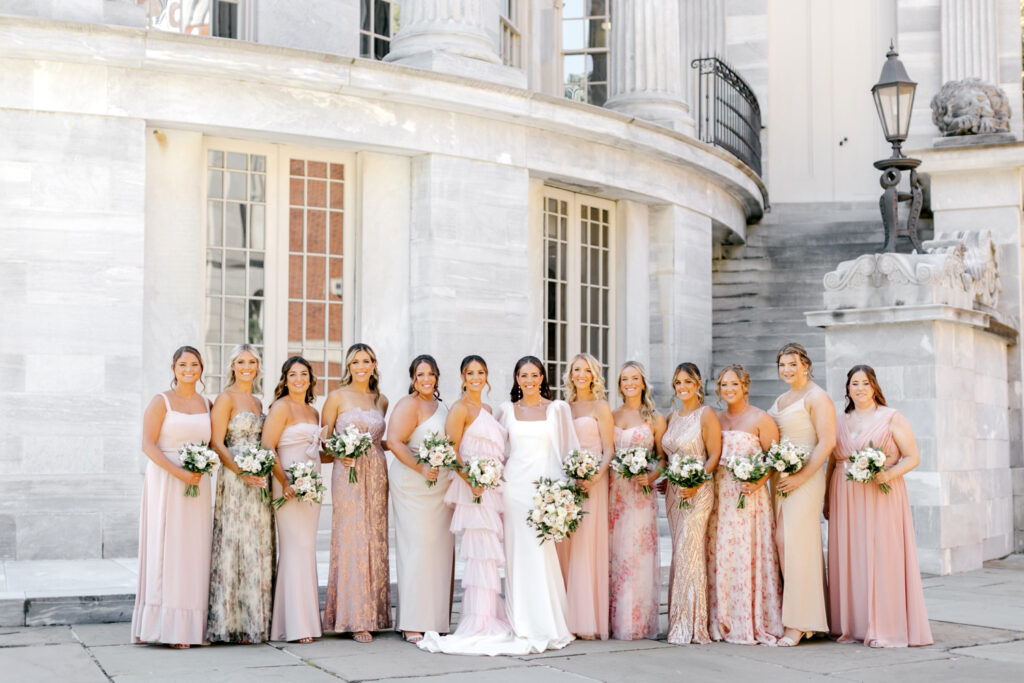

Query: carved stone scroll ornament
931;78;1011;136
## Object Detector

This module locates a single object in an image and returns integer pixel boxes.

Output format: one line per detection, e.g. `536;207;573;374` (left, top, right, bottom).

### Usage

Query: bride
419;355;576;655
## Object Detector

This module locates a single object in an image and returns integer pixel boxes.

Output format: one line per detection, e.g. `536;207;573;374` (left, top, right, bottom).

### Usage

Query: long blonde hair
339;343;381;403
223;343;263;394
617;360;657;425
563;352;607;402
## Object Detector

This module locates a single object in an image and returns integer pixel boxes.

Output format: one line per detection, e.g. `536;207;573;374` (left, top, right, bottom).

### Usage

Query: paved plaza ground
1;555;1022;682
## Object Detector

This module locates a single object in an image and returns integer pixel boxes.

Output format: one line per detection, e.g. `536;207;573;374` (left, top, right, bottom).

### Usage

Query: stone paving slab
949;639;1024;663
0;642;108;683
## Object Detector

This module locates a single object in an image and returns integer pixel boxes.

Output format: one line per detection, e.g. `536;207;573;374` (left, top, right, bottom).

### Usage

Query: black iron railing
691;57;762;177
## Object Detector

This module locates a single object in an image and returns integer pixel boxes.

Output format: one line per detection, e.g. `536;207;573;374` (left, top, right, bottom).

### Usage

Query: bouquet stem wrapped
725;451;772;509
178;442;220;498
324;423;374;484
234;444;276;503
611;446;658;495
662;453;711;508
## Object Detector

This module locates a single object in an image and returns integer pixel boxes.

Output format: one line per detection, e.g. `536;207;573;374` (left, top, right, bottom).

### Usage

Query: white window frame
559;0;612;105
360;0;400;60
141;0;254;40
201;138;356;399
500;0;524;69
542;186;617;391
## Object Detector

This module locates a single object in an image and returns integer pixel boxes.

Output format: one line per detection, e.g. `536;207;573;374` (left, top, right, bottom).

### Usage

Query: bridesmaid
387;354;454;643
609;361;665;641
265;356;323;643
207;344;274;644
661;362;721;645
321;343;392;643
562;353;614;641
827;365;932;647
419;355;515;654
768;342;835;647
707;365;783;645
132;345;213;648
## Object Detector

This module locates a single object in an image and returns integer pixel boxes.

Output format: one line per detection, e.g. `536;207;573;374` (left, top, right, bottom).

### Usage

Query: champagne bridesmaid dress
706;430;783;645
419;409;518;655
270;422;324;642
562;416;610;640
207;411;275;643
389;406;455;634
323;407;392;635
662;407;714;645
609;424;660;640
828;407;932;647
132;393;213;645
768;397;829;635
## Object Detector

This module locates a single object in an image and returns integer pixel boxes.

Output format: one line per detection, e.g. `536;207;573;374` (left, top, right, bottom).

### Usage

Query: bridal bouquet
765;438;809;497
324;424;374;484
662;453;711;507
464;457;504;504
526;477;585;543
846;443;891;494
272;461;326;509
234;444;276;503
725;451;772;509
611;446;659;495
416;431;459;487
563;448;600;497
178;442;220;498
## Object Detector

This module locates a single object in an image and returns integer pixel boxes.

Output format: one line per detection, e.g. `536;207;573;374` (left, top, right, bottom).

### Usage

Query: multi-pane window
360;0;400;60
139;0;250;39
543;188;616;393
287;160;347;394
205;149;267;392
562;0;611;105
500;0;523;69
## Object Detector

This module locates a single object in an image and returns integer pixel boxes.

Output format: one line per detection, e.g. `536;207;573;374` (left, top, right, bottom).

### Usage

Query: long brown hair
408;354;441;401
671;362;704;407
844;364;888;413
273;356;316;404
171;345;204;391
510;356;553;402
459;355;491;395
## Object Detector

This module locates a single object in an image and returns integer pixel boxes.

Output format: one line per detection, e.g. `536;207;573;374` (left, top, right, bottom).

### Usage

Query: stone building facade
0;0;1021;574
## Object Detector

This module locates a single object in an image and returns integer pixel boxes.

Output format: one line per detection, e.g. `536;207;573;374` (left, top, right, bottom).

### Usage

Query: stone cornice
0;15;767;227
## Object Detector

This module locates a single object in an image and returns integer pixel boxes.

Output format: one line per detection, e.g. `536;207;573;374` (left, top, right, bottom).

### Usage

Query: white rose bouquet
845;443;891;494
234;444;276;503
416;431;460;487
765;438;809;497
464;457;504;504
272;461;326;509
611;446;659;495
324;423;374;484
525;477;585;544
661;453;711;508
178;442;220;498
725;451;773;509
563;448;601;497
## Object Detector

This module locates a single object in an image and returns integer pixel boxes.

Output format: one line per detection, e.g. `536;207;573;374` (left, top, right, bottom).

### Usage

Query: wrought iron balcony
691;57;763;177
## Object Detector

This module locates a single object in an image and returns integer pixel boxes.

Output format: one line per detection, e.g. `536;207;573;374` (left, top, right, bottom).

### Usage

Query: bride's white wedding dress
418;399;577;656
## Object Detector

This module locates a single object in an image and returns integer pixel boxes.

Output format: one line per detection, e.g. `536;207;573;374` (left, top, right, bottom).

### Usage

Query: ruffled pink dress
419;409;512;655
828;407;932;647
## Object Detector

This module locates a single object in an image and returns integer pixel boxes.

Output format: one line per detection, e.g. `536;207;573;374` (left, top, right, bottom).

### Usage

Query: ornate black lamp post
872;44;922;252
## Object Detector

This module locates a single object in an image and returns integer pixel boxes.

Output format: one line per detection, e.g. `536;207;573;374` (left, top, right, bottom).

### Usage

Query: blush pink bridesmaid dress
562;416;610;640
270;422;324;642
132;393;213;645
828;407;932;647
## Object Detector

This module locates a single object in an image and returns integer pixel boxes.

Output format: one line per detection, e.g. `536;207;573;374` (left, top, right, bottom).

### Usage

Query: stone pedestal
384;0;526;88
605;0;694;134
807;237;1016;575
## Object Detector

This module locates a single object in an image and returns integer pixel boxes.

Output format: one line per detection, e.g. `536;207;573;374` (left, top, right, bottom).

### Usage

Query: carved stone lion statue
931;78;1011;136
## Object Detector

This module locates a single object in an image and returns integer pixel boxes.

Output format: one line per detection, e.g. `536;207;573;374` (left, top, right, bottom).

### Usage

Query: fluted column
605;0;693;134
384;0;525;87
940;0;998;82
682;0;725;120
